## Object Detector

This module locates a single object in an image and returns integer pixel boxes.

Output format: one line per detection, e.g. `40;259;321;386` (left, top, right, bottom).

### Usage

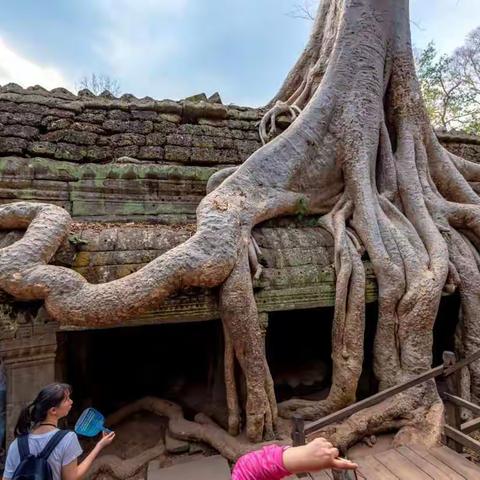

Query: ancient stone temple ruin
1;83;480;471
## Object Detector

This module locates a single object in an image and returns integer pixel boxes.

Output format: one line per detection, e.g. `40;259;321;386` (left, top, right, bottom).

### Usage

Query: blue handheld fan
74;408;112;437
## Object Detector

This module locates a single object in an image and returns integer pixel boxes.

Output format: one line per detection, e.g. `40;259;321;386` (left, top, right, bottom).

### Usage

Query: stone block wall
1;157;218;224
0;84;262;224
0;84;261;165
438;132;480;161
0;83;479;225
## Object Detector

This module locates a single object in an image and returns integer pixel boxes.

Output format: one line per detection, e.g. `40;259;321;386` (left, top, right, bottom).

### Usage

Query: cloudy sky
0;0;478;106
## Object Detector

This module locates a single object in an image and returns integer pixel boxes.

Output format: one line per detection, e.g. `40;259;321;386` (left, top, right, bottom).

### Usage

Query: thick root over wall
2;0;480;453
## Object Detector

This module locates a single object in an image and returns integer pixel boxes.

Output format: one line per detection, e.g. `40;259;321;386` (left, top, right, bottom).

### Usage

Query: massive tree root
319;384;445;451
2;0;480;451
279;197;366;419
88;396;264;478
103;397;254;461
219;242;277;442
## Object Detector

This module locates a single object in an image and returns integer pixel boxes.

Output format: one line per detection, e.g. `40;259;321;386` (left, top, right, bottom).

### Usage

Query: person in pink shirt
232;437;358;480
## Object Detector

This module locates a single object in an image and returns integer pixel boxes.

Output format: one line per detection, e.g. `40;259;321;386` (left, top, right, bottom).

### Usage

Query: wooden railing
441;351;480;454
291;349;480;477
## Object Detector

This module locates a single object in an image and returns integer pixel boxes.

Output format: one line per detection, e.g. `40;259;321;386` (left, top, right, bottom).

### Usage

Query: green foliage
295;196;309;219
68;234;89;246
416;27;480;134
303;217;319;227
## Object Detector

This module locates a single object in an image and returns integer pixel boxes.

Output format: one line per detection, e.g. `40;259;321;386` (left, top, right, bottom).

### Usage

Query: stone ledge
0;333;57;361
0;219;377;329
436;131;480;145
0;83;263;122
0;157;220;224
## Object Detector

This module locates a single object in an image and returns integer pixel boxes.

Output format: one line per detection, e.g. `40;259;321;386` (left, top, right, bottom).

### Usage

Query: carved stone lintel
0;332;58;445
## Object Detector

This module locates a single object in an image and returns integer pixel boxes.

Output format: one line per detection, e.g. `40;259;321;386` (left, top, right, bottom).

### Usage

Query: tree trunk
1;0;479;451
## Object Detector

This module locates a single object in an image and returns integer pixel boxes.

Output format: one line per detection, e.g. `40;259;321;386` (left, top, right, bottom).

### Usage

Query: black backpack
12;430;69;480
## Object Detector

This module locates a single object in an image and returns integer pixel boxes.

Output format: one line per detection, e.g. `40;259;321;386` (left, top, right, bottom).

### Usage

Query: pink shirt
232;445;292;480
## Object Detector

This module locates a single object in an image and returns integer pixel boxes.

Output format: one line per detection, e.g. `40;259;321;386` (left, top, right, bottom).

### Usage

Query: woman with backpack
2;383;115;480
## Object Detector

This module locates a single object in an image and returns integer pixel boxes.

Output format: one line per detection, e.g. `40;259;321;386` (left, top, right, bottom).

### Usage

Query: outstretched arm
232;438;357;480
283;438;357;474
62;432;115;480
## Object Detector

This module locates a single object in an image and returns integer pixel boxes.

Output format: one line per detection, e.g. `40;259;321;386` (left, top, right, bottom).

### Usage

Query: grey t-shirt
4;430;83;480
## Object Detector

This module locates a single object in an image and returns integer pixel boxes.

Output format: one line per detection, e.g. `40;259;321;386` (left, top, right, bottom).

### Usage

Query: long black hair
14;383;71;436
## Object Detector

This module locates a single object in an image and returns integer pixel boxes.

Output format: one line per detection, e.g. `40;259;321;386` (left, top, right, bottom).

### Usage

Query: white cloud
92;0;190;98
0;37;73;90
95;0;189;60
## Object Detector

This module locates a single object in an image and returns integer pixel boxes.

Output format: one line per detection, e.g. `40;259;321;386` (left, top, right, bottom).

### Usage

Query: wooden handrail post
291;414;306;446
443;351;463;453
291;415;309;479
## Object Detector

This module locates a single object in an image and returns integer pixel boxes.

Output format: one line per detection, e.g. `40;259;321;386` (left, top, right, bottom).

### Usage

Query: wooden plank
311;471;332;479
461;416;480;434
285;470;333;480
305;365;444;434
397;446;464;480
430;445;480;478
444;425;480;455
410;445;467;480
356;455;399;480
443;393;480;417
288;471;331;480
374;449;433;479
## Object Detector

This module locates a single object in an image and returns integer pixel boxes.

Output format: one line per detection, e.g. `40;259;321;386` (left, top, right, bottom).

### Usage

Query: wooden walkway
289;350;480;479
292;444;480;479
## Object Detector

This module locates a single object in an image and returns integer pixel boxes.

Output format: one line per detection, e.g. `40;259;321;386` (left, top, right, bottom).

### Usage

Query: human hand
283;438;358;473
96;431;115;449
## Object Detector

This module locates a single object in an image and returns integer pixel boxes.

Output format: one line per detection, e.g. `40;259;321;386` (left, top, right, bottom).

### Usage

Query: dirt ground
85;410;217;480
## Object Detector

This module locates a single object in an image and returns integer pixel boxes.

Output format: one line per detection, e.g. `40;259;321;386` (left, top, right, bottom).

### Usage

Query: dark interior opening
57;294;461;431
266;307;333;402
359;302;379;399
266;303;380;402
433;293;461;366
59;320;226;425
